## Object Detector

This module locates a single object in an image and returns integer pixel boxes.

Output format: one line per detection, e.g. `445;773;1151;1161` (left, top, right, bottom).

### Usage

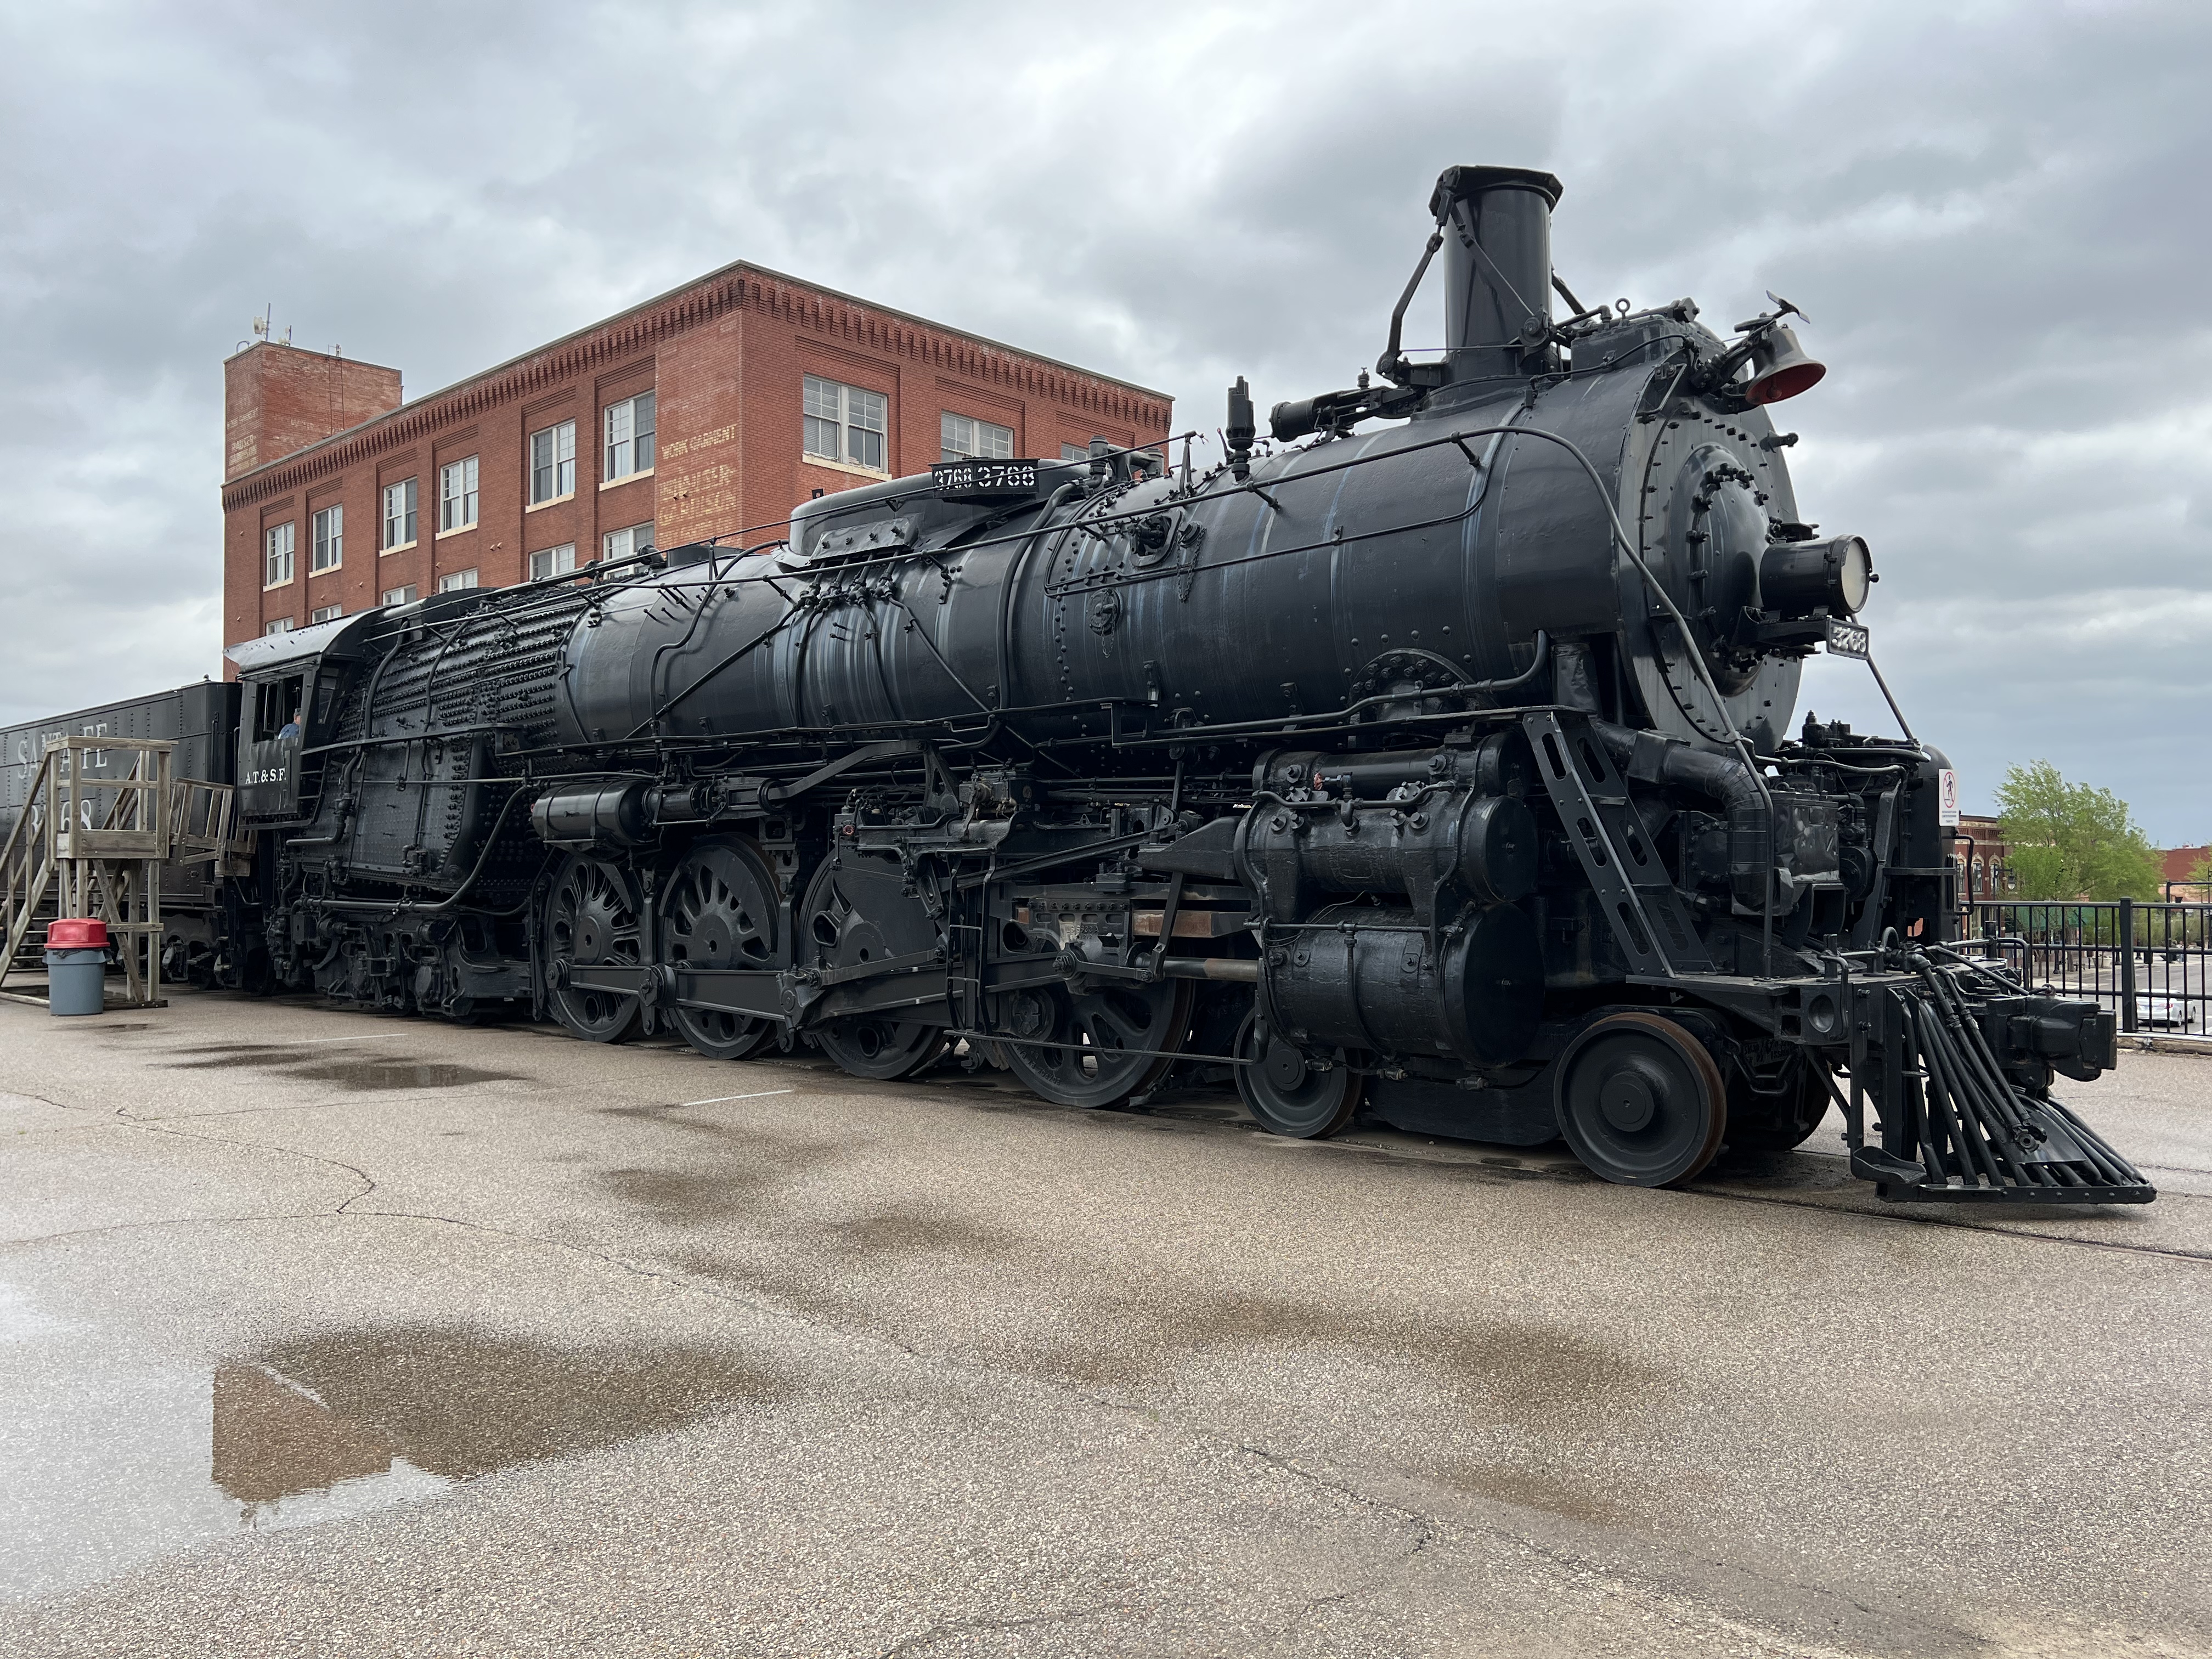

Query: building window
439;456;479;532
264;522;295;586
603;522;655;563
941;412;1014;462
382;478;418;549
264;617;294;635
311;504;343;572
803;375;888;472
605;392;656;481
530;419;577;504
437;569;478;593
311;603;343;624
382;584;419;606
528;543;577;582
1060;442;1092;462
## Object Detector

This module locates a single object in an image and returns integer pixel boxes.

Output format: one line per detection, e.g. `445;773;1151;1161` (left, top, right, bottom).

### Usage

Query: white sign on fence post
1938;769;1961;827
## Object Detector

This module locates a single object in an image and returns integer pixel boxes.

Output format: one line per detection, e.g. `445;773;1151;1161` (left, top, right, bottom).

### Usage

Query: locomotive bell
1742;322;1826;404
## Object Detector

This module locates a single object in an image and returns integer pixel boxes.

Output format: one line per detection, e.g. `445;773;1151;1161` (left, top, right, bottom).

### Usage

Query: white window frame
311;504;343;572
941;411;1013;462
529;419;577;505
603;392;656;482
382;477;418;550
263;522;295;587
381;584;419;606
1060;442;1092;462
528;543;577;582
438;455;479;533
437;569;478;593
602;522;655;563
264;617;295;635
803;375;889;473
310;603;343;624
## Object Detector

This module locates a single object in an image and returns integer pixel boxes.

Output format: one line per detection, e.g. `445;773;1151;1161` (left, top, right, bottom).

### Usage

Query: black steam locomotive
161;166;2156;1200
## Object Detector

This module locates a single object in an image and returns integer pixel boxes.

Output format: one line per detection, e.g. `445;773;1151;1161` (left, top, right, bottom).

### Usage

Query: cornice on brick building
221;263;1173;511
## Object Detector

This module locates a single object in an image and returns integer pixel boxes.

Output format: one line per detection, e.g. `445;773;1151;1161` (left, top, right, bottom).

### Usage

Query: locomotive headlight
1759;534;1874;619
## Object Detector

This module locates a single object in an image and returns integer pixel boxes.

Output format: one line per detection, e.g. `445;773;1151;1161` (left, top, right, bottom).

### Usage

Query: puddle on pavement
159;1045;514;1092
213;1324;783;1501
1;1310;785;1601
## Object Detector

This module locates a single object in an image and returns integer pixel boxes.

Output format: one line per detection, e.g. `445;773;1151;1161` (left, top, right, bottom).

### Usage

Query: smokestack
1430;166;1564;383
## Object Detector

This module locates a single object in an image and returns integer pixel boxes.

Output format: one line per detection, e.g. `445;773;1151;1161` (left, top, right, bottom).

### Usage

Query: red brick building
2161;845;2211;893
221;264;1172;650
1955;814;2014;899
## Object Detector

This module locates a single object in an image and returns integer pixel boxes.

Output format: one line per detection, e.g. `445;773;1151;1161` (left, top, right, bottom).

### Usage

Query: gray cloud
2;0;2206;838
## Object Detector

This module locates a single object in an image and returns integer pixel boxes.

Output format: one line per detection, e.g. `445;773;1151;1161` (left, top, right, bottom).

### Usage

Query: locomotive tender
194;165;2145;1201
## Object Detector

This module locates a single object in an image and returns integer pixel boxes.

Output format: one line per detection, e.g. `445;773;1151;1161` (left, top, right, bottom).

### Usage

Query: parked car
2138;996;2198;1030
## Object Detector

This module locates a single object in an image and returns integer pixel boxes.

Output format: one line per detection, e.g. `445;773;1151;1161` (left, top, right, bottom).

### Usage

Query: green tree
1995;760;2165;900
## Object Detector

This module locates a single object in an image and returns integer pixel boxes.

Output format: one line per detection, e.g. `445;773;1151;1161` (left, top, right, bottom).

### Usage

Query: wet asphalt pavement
2;987;2207;1657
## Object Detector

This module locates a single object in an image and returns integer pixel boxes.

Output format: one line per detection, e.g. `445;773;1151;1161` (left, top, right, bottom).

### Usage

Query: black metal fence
1965;900;2212;1036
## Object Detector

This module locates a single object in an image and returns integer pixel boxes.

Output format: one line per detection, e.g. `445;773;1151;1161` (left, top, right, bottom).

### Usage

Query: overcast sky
3;1;2207;839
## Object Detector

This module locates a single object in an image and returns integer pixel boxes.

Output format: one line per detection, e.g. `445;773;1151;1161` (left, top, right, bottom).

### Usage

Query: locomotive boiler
217;163;2152;1203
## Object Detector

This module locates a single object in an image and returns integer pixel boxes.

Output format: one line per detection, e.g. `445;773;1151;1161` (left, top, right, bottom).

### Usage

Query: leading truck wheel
1234;1011;1362;1138
1555;1012;1728;1187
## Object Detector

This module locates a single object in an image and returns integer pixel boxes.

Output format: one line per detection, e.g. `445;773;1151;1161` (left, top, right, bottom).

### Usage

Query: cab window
252;675;306;742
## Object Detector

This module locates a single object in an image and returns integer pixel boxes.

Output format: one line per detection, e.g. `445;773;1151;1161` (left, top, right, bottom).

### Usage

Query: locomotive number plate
1825;618;1871;659
933;460;1041;501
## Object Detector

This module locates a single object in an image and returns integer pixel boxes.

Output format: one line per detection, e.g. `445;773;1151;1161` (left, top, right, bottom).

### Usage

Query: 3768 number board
932;459;1041;501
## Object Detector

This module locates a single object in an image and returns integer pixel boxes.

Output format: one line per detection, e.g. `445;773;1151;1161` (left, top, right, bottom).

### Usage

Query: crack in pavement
0;1106;377;1246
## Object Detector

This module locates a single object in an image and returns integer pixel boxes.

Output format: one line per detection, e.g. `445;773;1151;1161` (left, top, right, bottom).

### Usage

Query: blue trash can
44;918;109;1017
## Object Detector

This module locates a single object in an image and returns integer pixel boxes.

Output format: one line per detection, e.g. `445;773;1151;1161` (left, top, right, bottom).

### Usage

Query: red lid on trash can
46;918;108;948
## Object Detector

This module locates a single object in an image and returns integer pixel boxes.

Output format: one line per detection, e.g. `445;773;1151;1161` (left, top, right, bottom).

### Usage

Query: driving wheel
1234;1009;1362;1138
659;837;781;1061
544;854;644;1043
1555;1011;1728;1186
995;977;1195;1108
797;854;946;1081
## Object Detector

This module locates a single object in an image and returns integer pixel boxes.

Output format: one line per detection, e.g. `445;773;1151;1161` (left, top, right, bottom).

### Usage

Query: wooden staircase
0;736;249;1007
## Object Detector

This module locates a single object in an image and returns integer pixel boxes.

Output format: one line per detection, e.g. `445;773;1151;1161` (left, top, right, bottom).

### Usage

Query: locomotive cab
242;673;306;817
225;614;370;826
